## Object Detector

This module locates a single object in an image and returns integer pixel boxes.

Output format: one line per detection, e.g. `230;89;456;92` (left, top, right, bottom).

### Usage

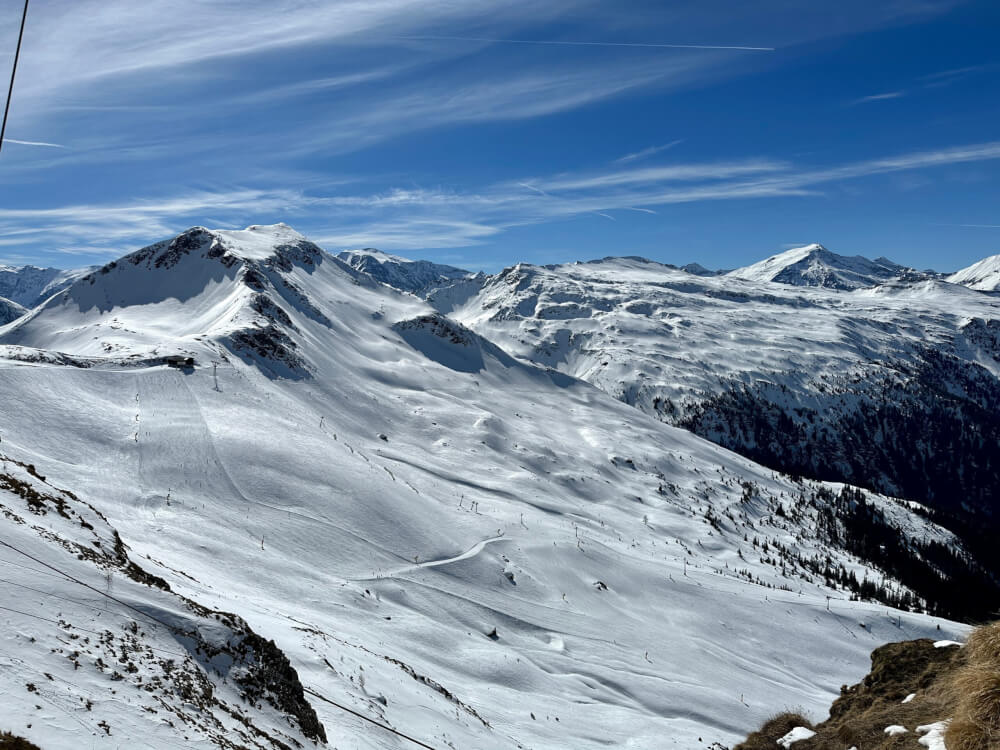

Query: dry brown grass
946;622;1000;750
963;622;1000;668
732;636;964;750
733;712;812;750
0;731;43;750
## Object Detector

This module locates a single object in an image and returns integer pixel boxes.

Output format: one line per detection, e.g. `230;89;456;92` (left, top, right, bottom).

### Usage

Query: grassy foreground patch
733;622;1000;749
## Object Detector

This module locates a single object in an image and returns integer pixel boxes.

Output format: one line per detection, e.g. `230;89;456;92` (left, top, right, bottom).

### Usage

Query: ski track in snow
349;535;508;581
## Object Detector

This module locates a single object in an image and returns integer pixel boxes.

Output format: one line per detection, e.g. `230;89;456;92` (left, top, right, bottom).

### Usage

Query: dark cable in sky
0;0;30;156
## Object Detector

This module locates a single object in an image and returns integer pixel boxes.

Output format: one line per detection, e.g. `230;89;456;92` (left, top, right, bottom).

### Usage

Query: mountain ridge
724;243;914;290
0;262;94;308
947;252;1000;291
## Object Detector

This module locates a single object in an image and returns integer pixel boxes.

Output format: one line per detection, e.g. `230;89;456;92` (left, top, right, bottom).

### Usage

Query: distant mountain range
0;228;993;750
0;263;94;308
2;242;994;326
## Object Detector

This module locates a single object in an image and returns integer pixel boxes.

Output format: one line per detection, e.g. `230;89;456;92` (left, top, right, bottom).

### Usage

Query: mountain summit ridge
947;252;1000;291
725;243;913;290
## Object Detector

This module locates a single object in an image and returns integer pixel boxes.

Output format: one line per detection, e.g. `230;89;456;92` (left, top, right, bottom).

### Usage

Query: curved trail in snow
348;534;507;581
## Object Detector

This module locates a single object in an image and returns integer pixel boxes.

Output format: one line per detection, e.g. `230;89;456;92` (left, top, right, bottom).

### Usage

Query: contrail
396;35;775;52
518;182;550;197
3;138;65;148
929;222;1000;229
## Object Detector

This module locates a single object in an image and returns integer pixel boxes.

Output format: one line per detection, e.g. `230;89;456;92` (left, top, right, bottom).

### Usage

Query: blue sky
0;0;997;272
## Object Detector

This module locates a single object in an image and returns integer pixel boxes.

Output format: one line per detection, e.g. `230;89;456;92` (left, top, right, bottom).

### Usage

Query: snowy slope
0;264;94;308
726;244;910;290
451;256;1000;529
947;253;1000;291
0;295;26;324
0;458;326;749
0;225;967;750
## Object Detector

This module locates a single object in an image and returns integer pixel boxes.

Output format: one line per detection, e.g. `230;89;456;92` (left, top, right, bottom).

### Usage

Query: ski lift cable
0;536;448;748
0;0;29;156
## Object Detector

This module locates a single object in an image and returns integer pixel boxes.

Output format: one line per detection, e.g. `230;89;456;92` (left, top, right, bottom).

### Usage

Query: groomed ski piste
0;225;967;749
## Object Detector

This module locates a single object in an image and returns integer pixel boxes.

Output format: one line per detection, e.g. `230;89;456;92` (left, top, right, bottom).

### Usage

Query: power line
0;0;29;156
0;601;190;660
0;536;450;747
0;554;68;578
0;536;179;634
302;686;440;750
0;573;118;613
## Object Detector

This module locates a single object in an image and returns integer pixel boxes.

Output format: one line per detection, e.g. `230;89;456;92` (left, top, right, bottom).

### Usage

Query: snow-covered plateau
0;226;987;749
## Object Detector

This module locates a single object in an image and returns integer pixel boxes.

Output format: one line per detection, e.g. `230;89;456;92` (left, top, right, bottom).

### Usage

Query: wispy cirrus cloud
919;63;997;88
393;35;775;51
0;0;963;173
850;90;905;105
0;0;983;265
6;139;1000;262
929;223;1000;229
534;159;788;192
615;140;685;164
847;61;996;106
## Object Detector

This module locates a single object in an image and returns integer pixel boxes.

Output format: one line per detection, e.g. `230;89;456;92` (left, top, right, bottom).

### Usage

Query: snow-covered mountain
0;294;26;324
0;224;970;750
725;243;912;290
681;262;726;276
436;255;1000;612
947;253;1000;291
0;263;94;308
337;247;481;295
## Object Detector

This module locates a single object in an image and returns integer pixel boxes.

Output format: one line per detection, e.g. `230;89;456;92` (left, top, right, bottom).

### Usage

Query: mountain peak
106;224;317;272
0;224;338;377
726;243;907;290
947;253;1000;291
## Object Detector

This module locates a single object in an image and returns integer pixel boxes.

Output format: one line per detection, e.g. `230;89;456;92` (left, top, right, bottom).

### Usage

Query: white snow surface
917;720;950;750
777;726;816;747
948;253;1000;291
0;224;968;750
885;724;909;735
